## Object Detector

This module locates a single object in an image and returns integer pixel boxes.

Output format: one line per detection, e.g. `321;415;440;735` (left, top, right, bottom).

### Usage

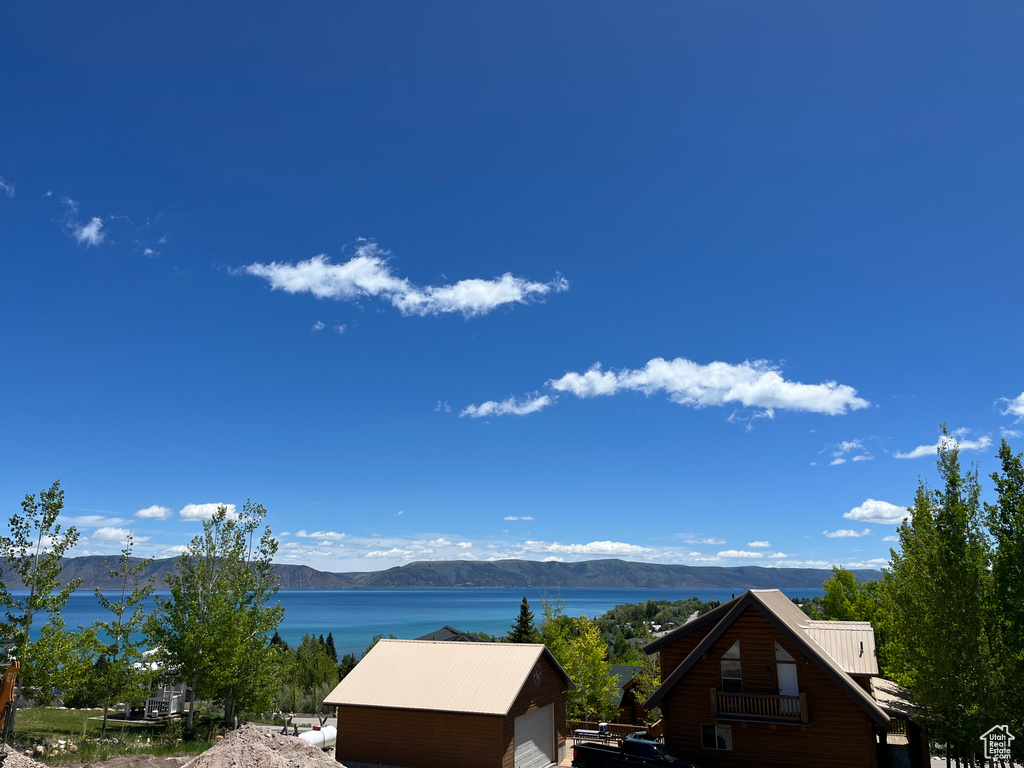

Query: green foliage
540;600;619;721
0;480;90;704
296;634;338;713
879;427;993;754
631;647;662;726
985;440;1024;736
820;566;880;624
92;532;156;736
363;633;398;659
508;596;540;643
146;501;284;728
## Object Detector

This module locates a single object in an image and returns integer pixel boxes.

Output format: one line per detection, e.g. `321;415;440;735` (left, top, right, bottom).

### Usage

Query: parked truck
572;736;702;768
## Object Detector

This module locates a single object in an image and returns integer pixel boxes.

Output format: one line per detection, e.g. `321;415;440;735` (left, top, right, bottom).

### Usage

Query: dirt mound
182;724;338;768
0;748;45;768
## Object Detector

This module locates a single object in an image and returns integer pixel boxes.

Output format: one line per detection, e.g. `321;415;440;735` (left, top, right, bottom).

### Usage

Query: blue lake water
44;587;823;657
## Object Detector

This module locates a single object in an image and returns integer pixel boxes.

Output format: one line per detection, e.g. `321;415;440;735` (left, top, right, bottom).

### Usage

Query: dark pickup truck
571;737;702;768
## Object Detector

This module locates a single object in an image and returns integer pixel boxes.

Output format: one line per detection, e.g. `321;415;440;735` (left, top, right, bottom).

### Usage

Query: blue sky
2;2;1021;574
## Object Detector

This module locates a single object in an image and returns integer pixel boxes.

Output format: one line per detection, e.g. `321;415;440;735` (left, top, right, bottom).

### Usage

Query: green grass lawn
10;708;214;764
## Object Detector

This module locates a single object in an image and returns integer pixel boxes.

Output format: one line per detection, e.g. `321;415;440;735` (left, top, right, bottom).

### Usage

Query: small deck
710;688;809;724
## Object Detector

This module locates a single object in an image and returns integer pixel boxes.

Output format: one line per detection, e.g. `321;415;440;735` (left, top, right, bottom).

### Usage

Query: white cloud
179;503;237;521
717;549;764;559
852;455;873;462
73;217;106;246
548;358;869;416
768;552;787;558
241;242;567;318
504;515;534;521
366;547;416;559
823;528;873;538
845;558;889;569
161;545;190;557
143;247;157;257
830;457;846;466
295;530;346;541
883;535;899;542
772;559;832;568
828;438;874;465
1002;428;1022;439
895;433;992;459
456;541;472;548
999;392;1024;422
92;527;151;543
461;395;552;418
681;536;726;545
844;499;909;524
522;540;651;556
0;176;14;198
335;324;347;334
277;542;337;560
434;400;452;413
136;505;173;520
747;541;770;548
311;321;325;331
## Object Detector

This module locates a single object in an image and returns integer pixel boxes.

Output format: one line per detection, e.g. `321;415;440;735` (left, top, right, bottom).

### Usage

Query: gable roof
324;639;574;716
643;589;888;725
415;625;484;642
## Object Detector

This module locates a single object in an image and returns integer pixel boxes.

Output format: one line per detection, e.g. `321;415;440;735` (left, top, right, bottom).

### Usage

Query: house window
701;724;733;751
721;640;742;692
775;641;795;661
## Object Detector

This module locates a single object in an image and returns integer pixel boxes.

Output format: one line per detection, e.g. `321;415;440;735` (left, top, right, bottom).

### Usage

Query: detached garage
324;639;574;768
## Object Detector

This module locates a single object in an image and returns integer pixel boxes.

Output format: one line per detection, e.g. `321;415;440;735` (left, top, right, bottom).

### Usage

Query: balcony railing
710;688;809;725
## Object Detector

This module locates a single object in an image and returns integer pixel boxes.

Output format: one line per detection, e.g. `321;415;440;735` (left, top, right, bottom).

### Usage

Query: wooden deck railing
710;688;809;725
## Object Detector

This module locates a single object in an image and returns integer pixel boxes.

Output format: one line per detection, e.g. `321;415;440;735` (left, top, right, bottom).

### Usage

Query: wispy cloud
240;241;568;318
747;540;770;548
844;499;908;525
295;529;347;541
681;536;726;545
998;392;1024;422
66;514;126;526
179;503;237;520
461;394;552;418
62;197;106;247
136;505;173;520
894;433;992;459
823;528;872;538
464;357;869;419
828;438;873;465
311;321;325;331
0;176;14;198
504;515;534;521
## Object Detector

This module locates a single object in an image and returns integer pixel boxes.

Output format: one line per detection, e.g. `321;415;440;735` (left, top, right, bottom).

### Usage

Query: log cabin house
643;589;928;768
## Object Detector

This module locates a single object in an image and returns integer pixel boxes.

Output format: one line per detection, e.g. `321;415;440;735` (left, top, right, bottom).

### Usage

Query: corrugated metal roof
805;621;878;676
323;639;570;716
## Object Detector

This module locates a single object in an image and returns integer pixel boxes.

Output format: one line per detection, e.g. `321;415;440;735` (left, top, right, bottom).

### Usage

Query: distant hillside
0;556;880;591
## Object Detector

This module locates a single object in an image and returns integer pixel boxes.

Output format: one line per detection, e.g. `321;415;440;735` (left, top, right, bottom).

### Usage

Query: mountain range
0;556;880;591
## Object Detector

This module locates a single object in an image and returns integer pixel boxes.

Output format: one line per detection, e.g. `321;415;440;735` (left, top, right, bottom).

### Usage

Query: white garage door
514;704;555;768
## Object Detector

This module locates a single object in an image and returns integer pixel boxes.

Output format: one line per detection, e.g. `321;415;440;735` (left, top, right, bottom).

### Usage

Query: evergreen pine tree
508;596;539;643
325;632;338;663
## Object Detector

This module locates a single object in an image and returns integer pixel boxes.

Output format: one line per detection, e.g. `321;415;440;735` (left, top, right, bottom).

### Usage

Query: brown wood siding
657;623;712;681
500;655;568;768
335;705;504;768
659;607;878;768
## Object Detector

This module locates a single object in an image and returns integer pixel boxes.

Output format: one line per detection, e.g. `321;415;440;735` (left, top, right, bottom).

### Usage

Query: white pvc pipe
298;725;337;749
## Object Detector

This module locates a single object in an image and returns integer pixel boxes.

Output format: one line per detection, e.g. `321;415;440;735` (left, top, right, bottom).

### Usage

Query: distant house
415;625;484;642
133;648;190;719
324;639;574;768
608;665;646;725
644;589;928;768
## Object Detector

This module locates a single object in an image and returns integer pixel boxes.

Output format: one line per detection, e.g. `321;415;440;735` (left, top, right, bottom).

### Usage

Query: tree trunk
186;673;199;730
